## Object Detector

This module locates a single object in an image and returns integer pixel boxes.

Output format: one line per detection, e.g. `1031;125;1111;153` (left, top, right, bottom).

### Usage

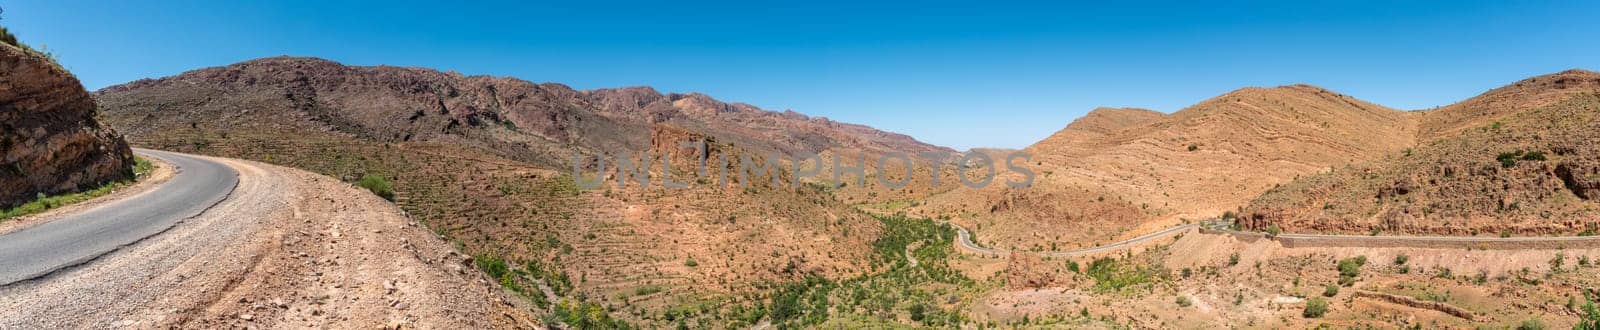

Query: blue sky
5;1;1597;150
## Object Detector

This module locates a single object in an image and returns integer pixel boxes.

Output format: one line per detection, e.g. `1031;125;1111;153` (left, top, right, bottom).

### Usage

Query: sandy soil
0;156;536;328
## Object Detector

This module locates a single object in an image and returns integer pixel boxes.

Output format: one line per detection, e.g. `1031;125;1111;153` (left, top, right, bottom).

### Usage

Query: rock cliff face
0;43;133;208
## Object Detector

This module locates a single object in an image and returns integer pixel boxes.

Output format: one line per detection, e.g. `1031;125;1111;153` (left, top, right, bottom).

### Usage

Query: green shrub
1498;151;1522;168
684;258;698;267
1516;317;1545;330
357;174;395;201
1322;284;1339;297
474;254;509;280
1579;295;1600;330
1086;257;1156;292
1175;295;1192;307
1266;224;1282;236
633;285;664;296
0;26;21;49
1521;151;1547;161
1394;254;1409;265
1303;297;1329;318
1337;256;1366;286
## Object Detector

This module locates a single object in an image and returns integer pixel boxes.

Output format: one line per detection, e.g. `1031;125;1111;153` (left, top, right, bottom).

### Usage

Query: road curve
0;149;239;285
952;222;1198;257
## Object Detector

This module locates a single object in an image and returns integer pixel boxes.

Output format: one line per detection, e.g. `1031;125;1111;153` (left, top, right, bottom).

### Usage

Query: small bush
1175;295;1192;307
1086;257;1156;292
473;254;511;285
1435;267;1454;279
633;285;664;296
684;258;698;267
1498;151;1522;168
357;174;395;201
1337;256;1366;286
1394;254;1409;265
1322;284;1339;297
1228;253;1240;266
1522;151;1547;161
1303;297;1329;318
1187;144;1199;152
1266;224;1282;236
1517;317;1546;330
1578;296;1600;330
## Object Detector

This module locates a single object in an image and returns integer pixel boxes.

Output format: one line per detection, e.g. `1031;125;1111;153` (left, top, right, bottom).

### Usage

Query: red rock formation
0;43;133;208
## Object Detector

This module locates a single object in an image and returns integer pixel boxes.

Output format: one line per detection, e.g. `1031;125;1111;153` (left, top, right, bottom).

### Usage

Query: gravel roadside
0;155;536;328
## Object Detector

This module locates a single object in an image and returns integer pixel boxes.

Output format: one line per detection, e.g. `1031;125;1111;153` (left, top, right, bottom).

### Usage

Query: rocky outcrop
1557;162;1599;200
1239;70;1600;236
0;43;133;208
1003;252;1061;289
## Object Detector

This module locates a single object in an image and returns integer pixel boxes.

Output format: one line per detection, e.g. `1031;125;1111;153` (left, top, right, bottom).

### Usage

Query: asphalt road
0;149;239;286
956;218;1600;258
952;222;1198;257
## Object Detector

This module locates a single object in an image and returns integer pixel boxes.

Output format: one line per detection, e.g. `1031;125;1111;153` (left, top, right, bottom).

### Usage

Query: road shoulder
0;153;537;328
0;154;176;236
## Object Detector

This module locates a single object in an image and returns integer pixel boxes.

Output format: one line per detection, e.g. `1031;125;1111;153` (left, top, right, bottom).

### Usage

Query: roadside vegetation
356;173;395;201
1;157;153;222
1085;256;1160;293
763;214;979;329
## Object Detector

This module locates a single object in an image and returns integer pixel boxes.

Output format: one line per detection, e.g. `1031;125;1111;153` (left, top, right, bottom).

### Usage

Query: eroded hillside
917;84;1418;251
94;56;948;328
1244;70;1600;235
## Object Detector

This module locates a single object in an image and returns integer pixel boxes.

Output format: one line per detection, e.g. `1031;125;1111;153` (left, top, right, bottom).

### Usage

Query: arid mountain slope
0;41;132;208
1244;69;1600;235
1026;107;1165;159
1418;69;1600;139
99;57;946;168
918;85;1418;250
94;56;925;328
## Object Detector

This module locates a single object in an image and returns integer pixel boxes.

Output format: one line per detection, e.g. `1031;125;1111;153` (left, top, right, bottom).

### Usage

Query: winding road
955;218;1600;258
953;222;1198;257
0;149;239;285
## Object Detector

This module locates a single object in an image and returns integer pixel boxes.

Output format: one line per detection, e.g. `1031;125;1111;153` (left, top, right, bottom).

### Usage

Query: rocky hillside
98;56;946;167
1243;69;1600;235
92;56;944;328
0;40;132;208
916;84;1419;250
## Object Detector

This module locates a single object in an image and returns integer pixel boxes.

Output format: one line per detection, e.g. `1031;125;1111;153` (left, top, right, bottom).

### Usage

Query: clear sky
5;1;1597;150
